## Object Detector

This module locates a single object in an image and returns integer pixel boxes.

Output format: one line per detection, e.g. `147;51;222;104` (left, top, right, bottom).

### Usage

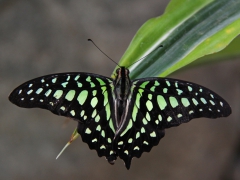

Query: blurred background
0;0;240;179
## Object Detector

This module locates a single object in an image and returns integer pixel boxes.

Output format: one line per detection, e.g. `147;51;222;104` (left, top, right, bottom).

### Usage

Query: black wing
9;72;118;162
115;77;231;169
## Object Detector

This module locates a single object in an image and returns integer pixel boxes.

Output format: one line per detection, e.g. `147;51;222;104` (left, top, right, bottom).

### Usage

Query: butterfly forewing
115;77;231;169
9;72;118;161
133;77;231;126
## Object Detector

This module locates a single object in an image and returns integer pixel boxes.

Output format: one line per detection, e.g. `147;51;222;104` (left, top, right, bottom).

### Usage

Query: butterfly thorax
113;67;131;127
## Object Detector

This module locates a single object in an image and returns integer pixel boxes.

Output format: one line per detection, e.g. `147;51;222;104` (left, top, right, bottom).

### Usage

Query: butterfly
8;66;231;169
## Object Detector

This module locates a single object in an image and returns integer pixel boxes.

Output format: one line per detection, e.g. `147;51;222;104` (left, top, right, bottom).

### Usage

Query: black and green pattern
9;67;231;169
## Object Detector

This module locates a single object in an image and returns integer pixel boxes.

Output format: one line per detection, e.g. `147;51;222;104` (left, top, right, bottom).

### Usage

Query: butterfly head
116;67;130;79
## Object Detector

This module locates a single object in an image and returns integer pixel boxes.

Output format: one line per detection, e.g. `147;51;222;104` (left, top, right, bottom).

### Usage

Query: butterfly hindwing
9;72;118;161
115;77;231;169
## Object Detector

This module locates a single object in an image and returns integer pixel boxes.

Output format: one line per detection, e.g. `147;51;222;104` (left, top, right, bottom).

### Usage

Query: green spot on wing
101;86;107;92
176;89;183;95
146;112;151;121
92;138;97;142
109;119;115;133
77;90;88;105
91;109;97;118
96;125;101;131
101;130;105;137
140;81;149;88
85;128;91;134
201;97;207;104
154;81;160;86
143;141;149;145
166;81;171;86
163;88;168;93
74;75;80;81
132;105;138;122
181;98;190;107
105;103;111;120
45;89;52;97
188;86;193;91
96;78;106;86
135;93;141;109
118;141;123;145
128;138;133;143
120;119;133;137
143;118;148;125
102;89;108;106
91;97;98;108
70;110;75;116
141;127;145;133
150;86;155;91
61;82;68;88
167;116;172;122
138;88;144;96
52;77;57;83
175;82;178;88
90;82;95;88
53;90;63;99
169;96;178;108
86;76;91;82
146;100;153;111
66;76;70;81
210;100;215;105
36;88;43;94
192;98;199;106
136;132;140;139
157;95;167;110
177;114;183;118
95;115;100;122
80;110;85;117
150;131;156;137
134;146;140;150
77;82;82;87
158;114;162;121
65;90;76;101
148;94;152;100
100;145;106;149
92;90;97;96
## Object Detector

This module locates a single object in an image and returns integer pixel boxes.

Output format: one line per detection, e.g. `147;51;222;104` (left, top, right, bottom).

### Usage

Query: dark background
0;0;240;179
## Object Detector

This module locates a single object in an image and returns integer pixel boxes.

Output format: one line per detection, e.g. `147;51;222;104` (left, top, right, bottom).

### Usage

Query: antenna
88;39;120;67
88;39;163;69
128;44;163;68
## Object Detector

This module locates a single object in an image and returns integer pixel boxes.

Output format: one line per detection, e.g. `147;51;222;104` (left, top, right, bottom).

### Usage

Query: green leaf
113;0;240;79
189;36;240;67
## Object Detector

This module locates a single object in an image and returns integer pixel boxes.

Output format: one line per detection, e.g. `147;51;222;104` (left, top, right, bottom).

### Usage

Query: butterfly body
9;67;231;169
113;67;131;127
